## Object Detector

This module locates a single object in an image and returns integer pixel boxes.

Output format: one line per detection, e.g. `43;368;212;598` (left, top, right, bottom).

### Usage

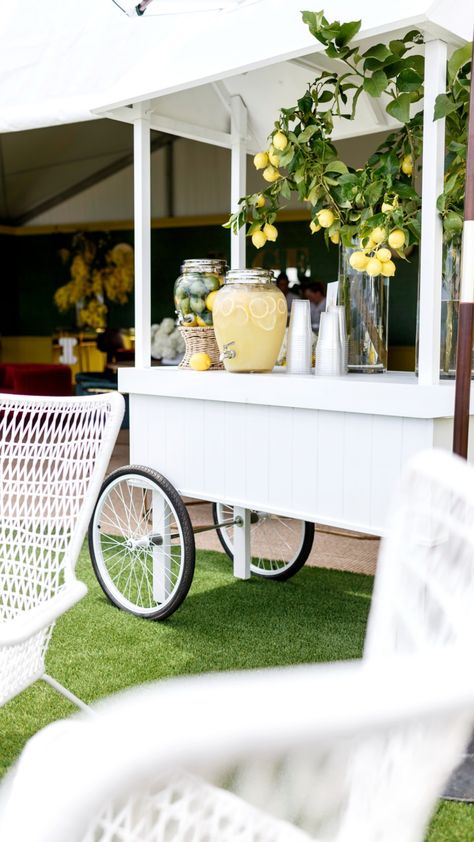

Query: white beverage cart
88;3;474;619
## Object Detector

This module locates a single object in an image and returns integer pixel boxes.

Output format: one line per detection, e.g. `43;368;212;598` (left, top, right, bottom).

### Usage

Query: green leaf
297;124;319;143
280;180;292;200
301;10;326;39
444;210;464;237
363;70;388;98
247;222;262;236
403;29;423;44
433;93;460;121
363;44;391;61
386;93;412;123
447;43;472;82
335;20;361;46
394;182;419;199
397;67;423;92
318;90;334;103
324;160;349;175
278;146;294;167
389;40;406;56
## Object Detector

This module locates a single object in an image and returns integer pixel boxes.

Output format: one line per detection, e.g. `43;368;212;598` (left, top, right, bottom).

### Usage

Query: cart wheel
89;466;195;620
211;503;314;581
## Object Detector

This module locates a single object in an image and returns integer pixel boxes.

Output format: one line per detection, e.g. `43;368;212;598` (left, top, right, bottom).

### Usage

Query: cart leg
152;488;171;603
233;507;251;580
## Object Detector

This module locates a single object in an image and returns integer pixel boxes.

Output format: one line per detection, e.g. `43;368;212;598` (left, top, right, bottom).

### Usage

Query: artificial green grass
0;545;472;840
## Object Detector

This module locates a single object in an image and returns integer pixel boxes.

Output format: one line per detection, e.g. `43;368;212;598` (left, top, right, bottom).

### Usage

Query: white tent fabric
0;0;471;136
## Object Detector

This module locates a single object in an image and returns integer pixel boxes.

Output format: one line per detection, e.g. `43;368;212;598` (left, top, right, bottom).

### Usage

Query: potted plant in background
226;10;426;372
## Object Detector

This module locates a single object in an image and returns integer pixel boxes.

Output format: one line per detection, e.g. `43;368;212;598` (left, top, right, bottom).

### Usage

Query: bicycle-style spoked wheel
89;466;195;620
211;503;314;580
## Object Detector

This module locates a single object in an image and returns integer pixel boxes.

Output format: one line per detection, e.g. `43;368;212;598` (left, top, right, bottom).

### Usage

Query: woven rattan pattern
0;395;122;705
178;327;224;370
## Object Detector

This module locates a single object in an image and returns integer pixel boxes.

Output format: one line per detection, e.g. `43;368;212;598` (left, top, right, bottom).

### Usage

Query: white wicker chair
1;447;474;842
0;391;124;710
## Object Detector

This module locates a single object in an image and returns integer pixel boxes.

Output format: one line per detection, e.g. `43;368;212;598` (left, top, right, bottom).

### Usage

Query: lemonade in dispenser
213;269;287;372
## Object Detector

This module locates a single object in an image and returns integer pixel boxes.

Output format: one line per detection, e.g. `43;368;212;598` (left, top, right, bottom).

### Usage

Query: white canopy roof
0;0;472;140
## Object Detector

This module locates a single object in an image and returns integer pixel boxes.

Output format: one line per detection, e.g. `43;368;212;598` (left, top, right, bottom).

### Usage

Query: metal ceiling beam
6;131;175;227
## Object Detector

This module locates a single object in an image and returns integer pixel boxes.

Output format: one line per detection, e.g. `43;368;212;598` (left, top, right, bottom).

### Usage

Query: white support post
417;38;447;385
230;96;248;269
133;106;152;369
232;506;251;580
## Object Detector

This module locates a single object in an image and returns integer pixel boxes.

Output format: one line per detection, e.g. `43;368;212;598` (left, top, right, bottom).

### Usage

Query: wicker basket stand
178;326;224;370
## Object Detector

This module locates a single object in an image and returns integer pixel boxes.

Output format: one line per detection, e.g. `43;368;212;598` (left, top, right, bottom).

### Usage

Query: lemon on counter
189;352;212;371
205;290;218;311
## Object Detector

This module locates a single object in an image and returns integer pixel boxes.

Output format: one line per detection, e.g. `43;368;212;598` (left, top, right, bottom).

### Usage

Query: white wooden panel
316;411;345;524
401;417;435;465
342;411;373;528
290;408;318;521
370;416;404;532
202;400;227;492
244;404;270;508
223;401;247;502
182;399;204;491
268;405;294;512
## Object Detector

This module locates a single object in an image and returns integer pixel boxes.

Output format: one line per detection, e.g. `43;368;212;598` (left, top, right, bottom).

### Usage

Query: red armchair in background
0;363;72;396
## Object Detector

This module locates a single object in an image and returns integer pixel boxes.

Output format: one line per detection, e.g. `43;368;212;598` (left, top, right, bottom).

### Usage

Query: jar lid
225;268;275;285
181;259;227;274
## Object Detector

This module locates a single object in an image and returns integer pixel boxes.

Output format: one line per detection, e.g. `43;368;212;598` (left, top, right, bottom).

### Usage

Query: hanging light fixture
113;0;260;16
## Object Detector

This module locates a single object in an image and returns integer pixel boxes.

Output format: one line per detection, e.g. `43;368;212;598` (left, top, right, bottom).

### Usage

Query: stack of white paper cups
286;299;312;375
329;304;348;374
315;308;342;376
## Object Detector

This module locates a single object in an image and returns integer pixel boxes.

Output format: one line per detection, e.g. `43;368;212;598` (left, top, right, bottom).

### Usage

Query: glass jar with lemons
213;269;287;373
174;259;226;327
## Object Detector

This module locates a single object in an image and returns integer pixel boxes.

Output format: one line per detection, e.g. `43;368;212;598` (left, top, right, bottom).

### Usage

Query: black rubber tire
211;503;315;581
89;465;195;620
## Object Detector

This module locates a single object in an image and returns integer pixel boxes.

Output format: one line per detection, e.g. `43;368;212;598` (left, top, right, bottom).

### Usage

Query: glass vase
338;244;389;373
439;237;469;378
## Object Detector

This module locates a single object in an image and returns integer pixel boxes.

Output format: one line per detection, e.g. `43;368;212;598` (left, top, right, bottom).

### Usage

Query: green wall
1;222;418;346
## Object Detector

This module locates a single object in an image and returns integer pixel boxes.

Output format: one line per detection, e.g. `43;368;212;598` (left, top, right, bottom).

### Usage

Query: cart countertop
117;367;472;420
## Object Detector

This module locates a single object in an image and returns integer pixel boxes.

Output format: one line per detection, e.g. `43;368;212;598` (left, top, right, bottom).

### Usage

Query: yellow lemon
262;165;280;183
182;316;197;327
366;257;383;276
309;221;321;234
371;226;387;244
249;297;269;319
349;251;369;271
189;352;211;371
273;130;288;151
254;194;265;208
381;259;396;277
268;146;280;167
195;316;208;327
205;290;218;311
376;248;392;263
330;231;340;244
253;151;269;170
388;229;406;250
401;154;413;175
252;229;267;249
317;208;335;228
381;202;393;213
263;222;278;242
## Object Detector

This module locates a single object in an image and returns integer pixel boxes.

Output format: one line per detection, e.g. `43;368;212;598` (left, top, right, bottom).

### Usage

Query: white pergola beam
133;105;152;369
417;38;447;385
230;95;248;269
